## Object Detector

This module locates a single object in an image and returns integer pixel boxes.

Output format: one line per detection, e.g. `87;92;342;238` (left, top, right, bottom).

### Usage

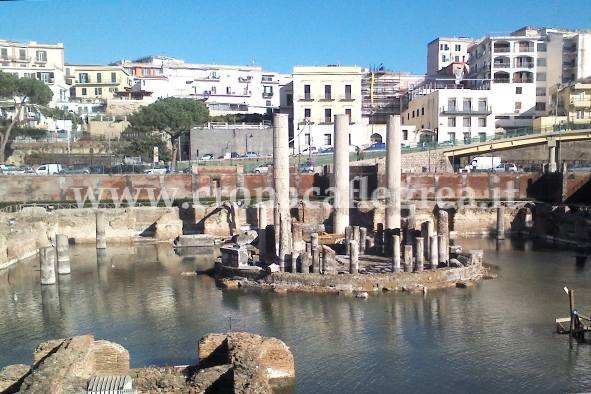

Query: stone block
175;234;215;248
220;245;249;267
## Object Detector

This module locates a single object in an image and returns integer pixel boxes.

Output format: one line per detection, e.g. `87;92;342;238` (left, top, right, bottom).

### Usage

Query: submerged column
273;113;291;267
56;234;71;275
258;204;267;262
96;210;106;249
415;237;424;272
404;245;413;273
430;235;438;270
385;115;402;231
392;234;401;273
359;227;367;255
437;210;449;265
349;240;359;274
40;246;56;285
496;205;505;240
333;114;350;235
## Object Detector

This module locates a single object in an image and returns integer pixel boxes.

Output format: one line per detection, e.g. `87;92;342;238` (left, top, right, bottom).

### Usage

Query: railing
518;47;534;53
318;94;333;101
0;202;155;213
493;78;510;83
493;47;511;53
262;92;274;98
441;106;492;115
339;94;356;101
297;94;313;101
513;78;534;83
514;63;534;69
493;63;510;68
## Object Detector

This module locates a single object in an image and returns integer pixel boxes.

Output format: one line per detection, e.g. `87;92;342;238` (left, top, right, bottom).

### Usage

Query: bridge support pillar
548;138;557;173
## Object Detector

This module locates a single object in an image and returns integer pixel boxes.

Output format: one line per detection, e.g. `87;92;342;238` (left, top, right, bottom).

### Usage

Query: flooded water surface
1;238;590;393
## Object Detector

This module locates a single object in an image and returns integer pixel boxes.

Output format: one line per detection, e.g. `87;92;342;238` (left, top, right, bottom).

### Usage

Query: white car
144;166;169;175
492;163;520;172
201;154;214;161
252;163;272;174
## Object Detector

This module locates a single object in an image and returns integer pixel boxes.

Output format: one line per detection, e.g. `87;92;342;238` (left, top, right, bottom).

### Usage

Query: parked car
36;163;63;175
364;142;386;151
89;165;106;174
319;147;334;154
4;165;35;175
298;162;315;174
59;165;90;174
492;163;520;172
301;146;319;155
144;166;169;175
252;163;272;174
244;151;261;158
201;153;214;161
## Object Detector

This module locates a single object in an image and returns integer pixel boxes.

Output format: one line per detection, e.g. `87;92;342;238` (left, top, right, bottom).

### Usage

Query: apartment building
112;56;291;115
0;40;68;105
292;66;364;152
466;27;591;129
66;64;131;101
402;88;494;145
427;37;475;75
549;78;591;124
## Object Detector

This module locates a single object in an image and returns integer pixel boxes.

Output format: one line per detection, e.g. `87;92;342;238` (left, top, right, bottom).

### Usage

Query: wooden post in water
392;235;401;273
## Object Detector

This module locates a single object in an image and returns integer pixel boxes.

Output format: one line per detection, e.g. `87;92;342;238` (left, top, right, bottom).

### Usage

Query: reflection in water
1;238;591;393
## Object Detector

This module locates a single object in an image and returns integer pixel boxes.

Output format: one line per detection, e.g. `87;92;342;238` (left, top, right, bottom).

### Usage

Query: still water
1;238;590;393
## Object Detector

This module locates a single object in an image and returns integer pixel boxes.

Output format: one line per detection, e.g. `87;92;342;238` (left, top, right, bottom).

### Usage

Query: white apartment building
467;26;591;129
113;56;291;115
427;37;475;75
402;87;494;144
292;66;364;152
0;40;69;105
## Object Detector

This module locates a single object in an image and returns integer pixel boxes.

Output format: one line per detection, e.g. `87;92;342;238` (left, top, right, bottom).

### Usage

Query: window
577;110;584;119
324;108;332;123
537;43;547;52
324;134;332;145
226;86;232;94
535;102;546;111
577;92;585;101
462;99;471;111
266;100;271;107
111;72;117;82
95;87;102;95
142;68;150;76
36;51;46;62
81;88;87;95
455;44;461;51
448;117;456;127
537;58;547;67
515;102;522;110
40;72;50;83
211;86;216;94
421;107;425;116
536;72;546;81
79;73;89;83
287;94;293;106
412;110;415;118
19;49;26;60
478;100;487;111
402;129;408;140
65;68;70;76
304;108;311;118
345;108;352;122
304;84;311;100
455;55;460;62
263;86;273;94
324;85;332;100
0;48;7;59
516;87;522;94
463;117;471;127
448;132;456;142
441;55;448;62
440;43;449;50
344;84;352;100
536;88;546;96
478;117;487;127
96;73;102;83
447;99;456;111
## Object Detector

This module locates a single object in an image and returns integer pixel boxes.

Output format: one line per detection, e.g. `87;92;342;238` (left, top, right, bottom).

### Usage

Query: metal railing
0;201;155;213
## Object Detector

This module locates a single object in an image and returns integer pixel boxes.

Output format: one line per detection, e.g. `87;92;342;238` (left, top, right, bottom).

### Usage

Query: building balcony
297;94;314;101
261;77;279;84
238;76;252;83
13;57;31;63
75;78;124;85
262;92;274;98
194;76;220;82
493;47;511;53
493;78;511;83
493;63;510;68
441;106;492;115
339;93;356;101
318;94;334;101
513;78;533;83
514;63;534;69
571;99;591;107
518;47;534;53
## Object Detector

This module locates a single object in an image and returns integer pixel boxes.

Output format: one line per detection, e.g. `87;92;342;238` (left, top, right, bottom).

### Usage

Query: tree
119;136;172;162
126;97;209;171
0;72;53;162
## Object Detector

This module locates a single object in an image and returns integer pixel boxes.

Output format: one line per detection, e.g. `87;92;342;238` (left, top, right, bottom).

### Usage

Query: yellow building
549;78;591;124
292;66;364;151
66;64;131;101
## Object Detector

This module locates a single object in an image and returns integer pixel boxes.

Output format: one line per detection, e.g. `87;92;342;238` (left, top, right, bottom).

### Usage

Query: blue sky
1;0;589;74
